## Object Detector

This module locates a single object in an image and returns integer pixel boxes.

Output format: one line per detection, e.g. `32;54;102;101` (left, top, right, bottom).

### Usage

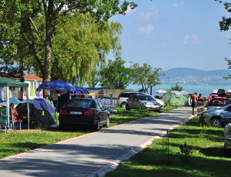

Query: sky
110;0;231;71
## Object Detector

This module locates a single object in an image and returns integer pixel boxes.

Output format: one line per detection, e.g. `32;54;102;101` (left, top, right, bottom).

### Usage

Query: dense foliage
130;62;163;90
169;82;183;91
0;0;137;84
99;57;131;89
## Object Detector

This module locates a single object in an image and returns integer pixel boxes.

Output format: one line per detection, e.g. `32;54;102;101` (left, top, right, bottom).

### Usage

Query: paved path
0;107;193;177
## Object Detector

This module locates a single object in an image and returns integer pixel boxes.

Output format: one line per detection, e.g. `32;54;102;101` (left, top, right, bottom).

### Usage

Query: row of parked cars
199;89;231;156
117;91;165;112
58;91;166;131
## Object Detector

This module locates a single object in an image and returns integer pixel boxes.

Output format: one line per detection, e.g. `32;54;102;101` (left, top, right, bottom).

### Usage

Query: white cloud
226;34;231;39
137;6;159;22
183;34;201;45
173;2;184;8
139;24;154;39
125;6;135;15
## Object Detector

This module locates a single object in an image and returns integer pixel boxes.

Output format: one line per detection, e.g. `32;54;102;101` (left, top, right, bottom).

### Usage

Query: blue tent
9;98;21;104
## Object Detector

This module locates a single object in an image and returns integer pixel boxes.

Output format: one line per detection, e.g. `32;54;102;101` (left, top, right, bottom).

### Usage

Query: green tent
0;77;28;87
0;77;29;130
162;91;190;105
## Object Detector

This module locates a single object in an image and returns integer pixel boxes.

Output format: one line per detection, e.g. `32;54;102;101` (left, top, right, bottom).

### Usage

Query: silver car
117;91;143;108
126;94;161;111
150;96;165;108
200;104;231;127
224;123;231;156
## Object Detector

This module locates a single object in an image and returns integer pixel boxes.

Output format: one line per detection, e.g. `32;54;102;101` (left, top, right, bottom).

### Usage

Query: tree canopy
99;57;131;89
130;62;163;90
214;1;231;79
0;0;137;85
169;82;183;91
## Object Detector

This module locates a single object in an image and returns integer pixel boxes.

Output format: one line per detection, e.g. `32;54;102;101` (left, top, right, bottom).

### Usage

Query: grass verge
0;105;180;160
105;117;231;177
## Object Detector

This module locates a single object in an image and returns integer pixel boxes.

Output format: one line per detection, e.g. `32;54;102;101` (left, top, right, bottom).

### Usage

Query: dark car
59;98;110;130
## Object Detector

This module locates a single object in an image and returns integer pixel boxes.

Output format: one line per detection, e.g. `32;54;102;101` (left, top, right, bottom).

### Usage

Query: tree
214;0;231;31
99;57;131;89
50;13;123;85
130;62;163;90
85;68;101;88
214;1;231;79
169;82;183;91
0;1;137;84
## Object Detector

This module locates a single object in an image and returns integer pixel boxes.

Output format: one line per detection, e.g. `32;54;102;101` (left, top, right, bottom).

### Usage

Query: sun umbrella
155;89;167;94
37;80;76;92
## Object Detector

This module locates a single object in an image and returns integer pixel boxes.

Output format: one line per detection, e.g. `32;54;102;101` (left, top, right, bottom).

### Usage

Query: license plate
70;111;82;115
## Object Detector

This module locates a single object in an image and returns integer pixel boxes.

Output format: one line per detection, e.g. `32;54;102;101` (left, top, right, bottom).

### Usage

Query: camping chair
0;107;12;131
0;107;8;130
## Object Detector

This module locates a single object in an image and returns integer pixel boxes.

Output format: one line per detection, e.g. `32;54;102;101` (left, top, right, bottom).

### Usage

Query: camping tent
0;77;29;130
162;91;190;105
16;98;55;128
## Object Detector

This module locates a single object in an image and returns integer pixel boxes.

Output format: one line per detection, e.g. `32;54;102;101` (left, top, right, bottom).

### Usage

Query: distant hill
160;67;231;85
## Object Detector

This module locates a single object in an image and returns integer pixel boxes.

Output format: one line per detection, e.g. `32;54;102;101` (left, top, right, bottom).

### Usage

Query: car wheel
94;119;100;131
126;104;130;110
121;103;126;108
211;117;221;127
105;116;110;128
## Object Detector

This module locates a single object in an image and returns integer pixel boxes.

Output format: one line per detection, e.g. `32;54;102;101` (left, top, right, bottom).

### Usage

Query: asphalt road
0;107;193;177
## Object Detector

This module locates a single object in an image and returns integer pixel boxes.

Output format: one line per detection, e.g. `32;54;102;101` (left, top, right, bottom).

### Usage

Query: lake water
127;84;231;98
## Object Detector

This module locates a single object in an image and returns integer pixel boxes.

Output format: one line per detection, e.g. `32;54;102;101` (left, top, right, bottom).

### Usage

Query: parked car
224;123;231;156
117;91;143;108
199;104;231;127
208;90;218;102
59;98;110;130
150;95;166;108
206;97;230;110
126;94;161;111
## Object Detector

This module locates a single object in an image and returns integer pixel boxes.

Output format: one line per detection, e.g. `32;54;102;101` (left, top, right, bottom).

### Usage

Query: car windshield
65;99;92;108
138;95;153;101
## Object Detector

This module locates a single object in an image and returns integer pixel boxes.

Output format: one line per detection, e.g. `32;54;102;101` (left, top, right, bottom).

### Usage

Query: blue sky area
110;0;231;71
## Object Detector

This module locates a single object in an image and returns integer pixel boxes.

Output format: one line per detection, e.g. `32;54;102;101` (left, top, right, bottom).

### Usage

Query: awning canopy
0;77;28;87
0;77;29;131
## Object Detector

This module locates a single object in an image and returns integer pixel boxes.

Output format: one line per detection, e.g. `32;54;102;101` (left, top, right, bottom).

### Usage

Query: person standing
10;103;18;119
198;93;204;102
190;92;198;115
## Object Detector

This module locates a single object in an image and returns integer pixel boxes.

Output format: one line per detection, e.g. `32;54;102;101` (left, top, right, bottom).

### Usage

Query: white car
150;96;165;108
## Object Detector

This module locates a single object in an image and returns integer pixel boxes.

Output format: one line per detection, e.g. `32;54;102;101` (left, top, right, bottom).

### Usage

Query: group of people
190;92;204;115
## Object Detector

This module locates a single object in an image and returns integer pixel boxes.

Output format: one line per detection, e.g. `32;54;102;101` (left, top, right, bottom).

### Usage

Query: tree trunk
43;2;53;99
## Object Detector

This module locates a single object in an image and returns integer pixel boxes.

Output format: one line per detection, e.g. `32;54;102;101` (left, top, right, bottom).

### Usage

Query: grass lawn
105;117;231;177
0;105;180;160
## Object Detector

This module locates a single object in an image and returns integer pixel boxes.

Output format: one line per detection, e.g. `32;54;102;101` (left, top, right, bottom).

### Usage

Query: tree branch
19;34;31;46
24;11;45;44
53;2;65;17
42;0;48;19
29;16;45;44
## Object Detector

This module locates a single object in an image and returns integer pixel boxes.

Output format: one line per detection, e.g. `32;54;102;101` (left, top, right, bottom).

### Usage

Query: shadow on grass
105;144;231;177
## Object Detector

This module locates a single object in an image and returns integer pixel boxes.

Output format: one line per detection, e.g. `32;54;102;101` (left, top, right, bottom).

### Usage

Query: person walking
190;92;198;115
